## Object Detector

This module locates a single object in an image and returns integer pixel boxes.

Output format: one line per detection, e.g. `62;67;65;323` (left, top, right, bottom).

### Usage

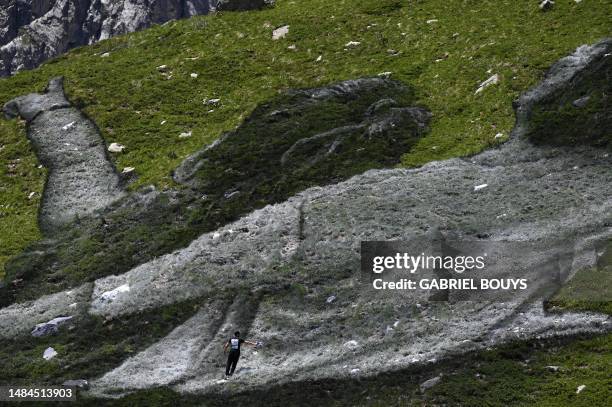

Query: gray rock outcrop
3;77;124;233
0;0;273;76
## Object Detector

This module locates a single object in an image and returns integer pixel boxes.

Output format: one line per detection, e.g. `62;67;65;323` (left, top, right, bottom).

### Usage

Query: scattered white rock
157;65;168;71
179;131;192;139
326;295;336;304
272;25;289;40
475;74;500;94
344;340;359;348
426;19;439;24
345;41;361;48
99;284;130;302
545;365;560;372
160;120;167;125
62;121;76;131
31;316;74;337
101;52;110;58
287;44;297;50
205;98;221;105
474;183;488;191
122;167;135;174
224;191;240;199
377;72;393;78
316;55;322;62
190;73;198;78
350;368;360;374
420;375;441;392
28;191;36;199
108;143;125;153
576;384;586;394
43;347;58;360
495;132;504;139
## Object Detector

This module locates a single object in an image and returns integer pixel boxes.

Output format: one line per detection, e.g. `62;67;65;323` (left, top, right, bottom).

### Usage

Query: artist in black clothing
224;331;259;378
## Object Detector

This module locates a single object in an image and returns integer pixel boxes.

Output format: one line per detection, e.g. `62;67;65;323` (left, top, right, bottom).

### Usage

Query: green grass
0;0;610;276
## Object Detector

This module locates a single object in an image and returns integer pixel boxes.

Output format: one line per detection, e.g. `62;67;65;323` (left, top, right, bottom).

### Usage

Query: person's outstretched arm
223;340;230;353
244;340;259;347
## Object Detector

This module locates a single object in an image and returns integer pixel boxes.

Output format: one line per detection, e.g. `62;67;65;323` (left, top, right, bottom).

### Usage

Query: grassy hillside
1;0;611;275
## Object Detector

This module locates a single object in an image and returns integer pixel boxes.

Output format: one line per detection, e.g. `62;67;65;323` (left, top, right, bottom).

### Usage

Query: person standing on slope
224;331;260;379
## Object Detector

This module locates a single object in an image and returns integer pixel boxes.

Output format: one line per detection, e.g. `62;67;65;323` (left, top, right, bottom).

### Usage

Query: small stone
344;340;359;348
28;191;36;199
345;41;361;47
224;191;240;199
205;98;221;105
62;121;75;131
31;316;73;337
377;72;393;78
474;183;488;191
122;167;135;174
179;131;192;139
101;52;110;58
316;55;322;62
272;25;289;40
43;347;57;360
576;384;586;394
494;133;504;139
426;19;438;24
475;74;499;94
326;295;336;304
420;376;441;392
157;65;168;71
108;143;125;153
546;365;560;372
350;368;360;374
288;44;297;50
572;96;590;108
190;73;198;78
161;120;167;125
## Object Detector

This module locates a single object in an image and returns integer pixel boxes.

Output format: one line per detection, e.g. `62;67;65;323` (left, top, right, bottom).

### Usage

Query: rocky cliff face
0;0;272;76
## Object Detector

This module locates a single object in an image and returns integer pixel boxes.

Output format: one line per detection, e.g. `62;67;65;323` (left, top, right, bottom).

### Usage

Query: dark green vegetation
0;297;203;387
1;0;611;276
1;78;428;305
525;41;611;147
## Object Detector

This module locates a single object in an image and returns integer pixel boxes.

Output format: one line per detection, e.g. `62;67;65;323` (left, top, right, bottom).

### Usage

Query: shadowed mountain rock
0;0;274;76
0;39;609;398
